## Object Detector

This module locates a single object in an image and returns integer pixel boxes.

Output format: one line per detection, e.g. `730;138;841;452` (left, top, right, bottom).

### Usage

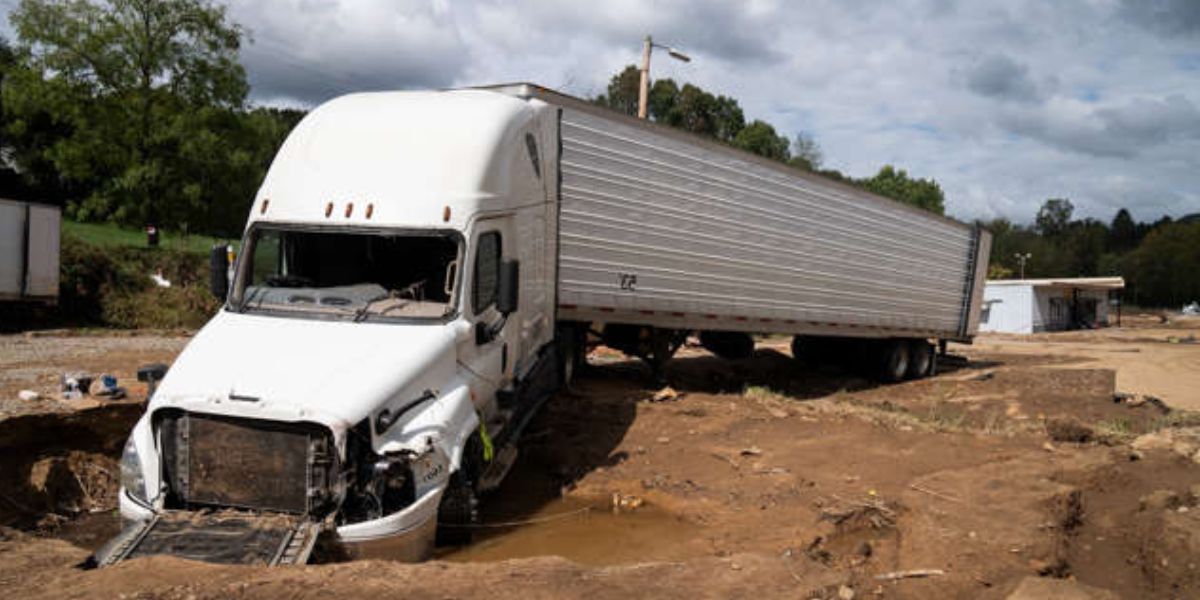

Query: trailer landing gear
600;325;687;382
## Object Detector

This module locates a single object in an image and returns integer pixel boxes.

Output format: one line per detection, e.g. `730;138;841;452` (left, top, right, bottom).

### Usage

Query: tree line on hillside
593;65;948;215
0;0;301;238
980;200;1200;308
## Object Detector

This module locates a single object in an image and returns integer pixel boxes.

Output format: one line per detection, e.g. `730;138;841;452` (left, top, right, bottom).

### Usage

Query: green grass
63;220;236;255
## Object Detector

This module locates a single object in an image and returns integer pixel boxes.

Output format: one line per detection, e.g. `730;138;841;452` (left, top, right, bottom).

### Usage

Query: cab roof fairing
248;90;541;231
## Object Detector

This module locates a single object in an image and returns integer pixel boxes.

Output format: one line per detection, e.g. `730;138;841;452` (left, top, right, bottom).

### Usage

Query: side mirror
209;244;229;299
497;259;520;315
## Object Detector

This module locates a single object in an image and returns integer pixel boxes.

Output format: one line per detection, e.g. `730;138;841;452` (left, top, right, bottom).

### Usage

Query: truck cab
112;90;564;562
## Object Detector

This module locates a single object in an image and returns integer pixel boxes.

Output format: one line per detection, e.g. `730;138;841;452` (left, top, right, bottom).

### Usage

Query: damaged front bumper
334;484;444;561
116;484;446;564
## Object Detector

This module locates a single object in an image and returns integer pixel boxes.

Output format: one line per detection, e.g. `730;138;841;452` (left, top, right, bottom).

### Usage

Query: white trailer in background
0;199;60;305
99;84;991;567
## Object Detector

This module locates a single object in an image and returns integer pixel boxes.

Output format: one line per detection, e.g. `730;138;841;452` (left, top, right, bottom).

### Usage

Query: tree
9;0;250;231
1035;198;1074;237
789;132;822;170
1062;218;1108;277
594;65;640;116
859;165;946;215
646;78;679;123
1109;208;1137;252
733;120;790;161
1124;221;1200;307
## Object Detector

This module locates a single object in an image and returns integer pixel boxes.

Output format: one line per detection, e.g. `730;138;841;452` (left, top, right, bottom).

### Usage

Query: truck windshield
232;227;460;322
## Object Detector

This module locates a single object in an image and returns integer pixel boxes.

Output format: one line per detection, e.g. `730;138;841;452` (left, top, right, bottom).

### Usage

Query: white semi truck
96;84;991;566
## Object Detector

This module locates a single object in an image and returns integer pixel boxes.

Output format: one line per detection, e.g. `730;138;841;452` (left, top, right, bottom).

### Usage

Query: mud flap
94;510;321;567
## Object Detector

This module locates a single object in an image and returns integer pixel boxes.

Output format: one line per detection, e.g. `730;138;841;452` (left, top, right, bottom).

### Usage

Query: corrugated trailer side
514;87;987;342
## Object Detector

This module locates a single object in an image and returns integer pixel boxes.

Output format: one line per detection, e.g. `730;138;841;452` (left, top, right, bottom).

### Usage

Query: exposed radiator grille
157;411;336;515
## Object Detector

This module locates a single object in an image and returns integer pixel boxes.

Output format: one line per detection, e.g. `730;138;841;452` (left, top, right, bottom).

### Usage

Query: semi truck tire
557;323;586;389
435;473;478;546
906;340;934;379
879;340;910;382
561;332;578;388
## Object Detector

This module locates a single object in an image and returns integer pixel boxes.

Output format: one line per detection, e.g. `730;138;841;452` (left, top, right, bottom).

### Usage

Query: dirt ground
2;314;1200;599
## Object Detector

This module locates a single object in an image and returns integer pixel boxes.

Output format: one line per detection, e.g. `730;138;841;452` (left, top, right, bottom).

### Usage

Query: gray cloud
965;54;1043;102
1120;0;1200;37
230;0;469;105
491;1;788;65
999;95;1200;158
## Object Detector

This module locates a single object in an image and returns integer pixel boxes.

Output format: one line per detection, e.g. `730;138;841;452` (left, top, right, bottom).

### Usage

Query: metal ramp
94;509;321;567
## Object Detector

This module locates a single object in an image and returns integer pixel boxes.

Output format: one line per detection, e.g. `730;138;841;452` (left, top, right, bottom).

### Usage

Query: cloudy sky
5;0;1199;223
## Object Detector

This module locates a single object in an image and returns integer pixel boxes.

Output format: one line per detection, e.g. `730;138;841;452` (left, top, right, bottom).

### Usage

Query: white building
979;277;1125;334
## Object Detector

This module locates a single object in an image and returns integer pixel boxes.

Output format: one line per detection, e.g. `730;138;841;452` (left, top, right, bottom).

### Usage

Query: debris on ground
819;497;898;530
149;270;171;288
650;386;681;402
610;493;644;513
60;372;93;400
874;569;945;581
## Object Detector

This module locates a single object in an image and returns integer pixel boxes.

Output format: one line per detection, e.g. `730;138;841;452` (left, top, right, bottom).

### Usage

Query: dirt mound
0;404;140;531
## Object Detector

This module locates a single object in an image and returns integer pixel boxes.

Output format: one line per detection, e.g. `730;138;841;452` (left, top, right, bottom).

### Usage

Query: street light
1014;253;1032;280
638;35;691;119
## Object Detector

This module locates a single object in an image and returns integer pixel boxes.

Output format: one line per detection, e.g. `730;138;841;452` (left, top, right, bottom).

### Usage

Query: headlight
120;435;147;503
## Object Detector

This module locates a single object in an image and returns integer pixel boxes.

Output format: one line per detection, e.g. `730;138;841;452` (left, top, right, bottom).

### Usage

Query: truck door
460;220;518;415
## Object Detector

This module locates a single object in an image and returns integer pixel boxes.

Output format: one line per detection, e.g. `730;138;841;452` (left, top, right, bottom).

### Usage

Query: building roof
985;277;1125;290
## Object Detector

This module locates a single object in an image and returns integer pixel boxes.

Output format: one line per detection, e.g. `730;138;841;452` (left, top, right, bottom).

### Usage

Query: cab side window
473;232;501;313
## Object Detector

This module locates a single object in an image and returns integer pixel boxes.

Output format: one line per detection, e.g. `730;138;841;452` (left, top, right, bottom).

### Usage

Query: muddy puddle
438;496;699;566
435;455;703;566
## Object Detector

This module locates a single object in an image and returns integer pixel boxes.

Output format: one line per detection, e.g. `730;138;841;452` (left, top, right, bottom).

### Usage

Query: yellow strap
478;415;495;462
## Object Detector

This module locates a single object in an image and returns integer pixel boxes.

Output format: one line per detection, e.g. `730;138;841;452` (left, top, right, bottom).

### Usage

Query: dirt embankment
2;330;1200;599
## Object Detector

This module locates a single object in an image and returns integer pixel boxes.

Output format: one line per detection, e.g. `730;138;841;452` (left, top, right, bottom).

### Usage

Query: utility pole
1014;253;1032;280
637;35;691;120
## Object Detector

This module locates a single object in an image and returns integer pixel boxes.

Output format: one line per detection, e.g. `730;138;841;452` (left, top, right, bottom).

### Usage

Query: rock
17;390;40;401
837;584;855;600
739;446;763;457
1005;576;1119;600
656;436;670;444
1140;489;1182;511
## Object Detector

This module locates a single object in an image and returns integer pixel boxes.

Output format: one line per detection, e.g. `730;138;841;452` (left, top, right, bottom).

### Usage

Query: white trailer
0;199;60;305
98;84;990;566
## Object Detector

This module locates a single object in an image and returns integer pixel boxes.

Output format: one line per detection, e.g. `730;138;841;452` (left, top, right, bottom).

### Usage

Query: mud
1;319;1200;598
